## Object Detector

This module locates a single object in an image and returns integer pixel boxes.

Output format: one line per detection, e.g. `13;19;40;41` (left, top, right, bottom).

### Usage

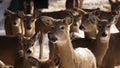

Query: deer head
17;10;41;37
70;8;87;33
80;12;98;32
4;10;21;28
80;8;119;39
47;16;73;44
27;56;60;68
109;0;120;11
23;0;34;14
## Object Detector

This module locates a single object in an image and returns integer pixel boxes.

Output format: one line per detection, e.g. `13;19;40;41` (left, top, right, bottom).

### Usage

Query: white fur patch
110;24;119;33
75;47;96;66
100;37;109;43
75;48;93;58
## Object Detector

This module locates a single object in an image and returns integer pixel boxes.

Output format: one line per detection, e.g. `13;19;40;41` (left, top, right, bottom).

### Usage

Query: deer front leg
39;32;46;59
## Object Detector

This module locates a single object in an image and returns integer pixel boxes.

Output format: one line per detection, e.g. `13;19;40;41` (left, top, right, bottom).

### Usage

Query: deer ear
64;16;73;25
112;14;119;24
92;8;100;16
28;56;40;67
31;32;40;42
41;16;55;26
17;11;24;18
4;10;16;16
33;10;41;18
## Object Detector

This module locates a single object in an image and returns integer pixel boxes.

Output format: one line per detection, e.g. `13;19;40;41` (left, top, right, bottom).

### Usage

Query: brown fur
18;10;41;38
47;16;96;68
100;33;120;68
4;10;22;35
36;8;85;59
109;0;120;31
23;0;34;14
72;10;119;67
27;56;60;68
65;0;84;9
80;12;98;39
0;32;40;68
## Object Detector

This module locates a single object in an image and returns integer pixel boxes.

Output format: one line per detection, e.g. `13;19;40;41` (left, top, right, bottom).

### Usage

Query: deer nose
102;32;107;37
48;33;58;42
50;37;57;42
74;23;77;26
27;49;32;54
13;22;17;25
79;25;84;30
27;25;31;30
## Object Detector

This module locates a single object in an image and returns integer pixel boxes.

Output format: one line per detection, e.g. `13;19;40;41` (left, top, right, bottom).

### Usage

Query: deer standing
47;16;96;68
0;32;40;68
109;0;120;31
4;10;22;35
72;9;119;67
36;8;86;59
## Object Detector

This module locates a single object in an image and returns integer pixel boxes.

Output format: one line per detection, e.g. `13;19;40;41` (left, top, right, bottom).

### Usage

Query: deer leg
39;32;46;59
49;41;56;59
4;16;12;35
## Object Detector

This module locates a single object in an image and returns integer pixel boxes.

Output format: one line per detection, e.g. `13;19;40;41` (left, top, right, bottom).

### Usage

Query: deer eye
98;25;101;28
31;18;34;22
24;20;27;22
60;26;65;30
107;25;110;28
51;27;54;30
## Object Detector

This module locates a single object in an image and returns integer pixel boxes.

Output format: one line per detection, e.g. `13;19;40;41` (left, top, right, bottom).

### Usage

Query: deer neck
56;34;78;68
93;31;110;66
84;29;97;39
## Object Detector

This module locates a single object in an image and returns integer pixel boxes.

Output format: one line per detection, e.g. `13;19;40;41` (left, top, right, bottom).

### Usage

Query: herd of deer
0;0;120;68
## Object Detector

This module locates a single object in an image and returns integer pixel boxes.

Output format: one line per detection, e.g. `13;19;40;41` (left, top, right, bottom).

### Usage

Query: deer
0;32;40;68
4;10;23;36
17;10;41;38
99;32;120;68
72;9;119;67
44;15;97;68
35;8;87;59
4;0;35;36
27;55;60;68
79;8;110;39
65;0;84;9
109;0;120;31
79;12;98;39
23;0;34;14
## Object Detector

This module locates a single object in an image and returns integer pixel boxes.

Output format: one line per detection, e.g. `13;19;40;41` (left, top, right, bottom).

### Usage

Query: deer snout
13;22;17;25
27;25;32;30
79;25;84;30
102;32;107;37
48;33;58;43
73;23;77;26
27;49;32;54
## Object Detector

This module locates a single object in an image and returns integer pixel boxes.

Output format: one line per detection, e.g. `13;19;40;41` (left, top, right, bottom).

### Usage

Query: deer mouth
48;34;58;43
49;37;57;43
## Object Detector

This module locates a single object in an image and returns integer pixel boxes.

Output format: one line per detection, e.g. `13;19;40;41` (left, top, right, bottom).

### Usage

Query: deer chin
50;39;67;46
24;30;35;37
100;36;109;43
